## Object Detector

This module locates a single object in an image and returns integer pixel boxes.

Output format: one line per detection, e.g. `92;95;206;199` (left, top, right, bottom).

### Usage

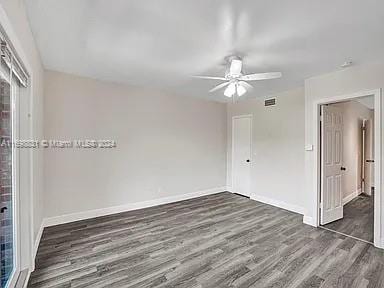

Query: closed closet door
232;116;252;197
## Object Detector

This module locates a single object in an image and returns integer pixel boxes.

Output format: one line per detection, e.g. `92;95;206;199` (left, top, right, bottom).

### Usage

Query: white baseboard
342;189;362;205
303;215;317;227
32;222;45;270
22;270;31;288
30;186;226;274
378;238;384;249
250;194;305;215
43;186;226;227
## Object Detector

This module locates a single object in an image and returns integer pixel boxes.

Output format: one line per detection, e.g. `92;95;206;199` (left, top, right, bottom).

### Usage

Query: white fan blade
192;75;227;80
240;72;282;81
238;81;253;91
209;82;230;93
230;59;242;75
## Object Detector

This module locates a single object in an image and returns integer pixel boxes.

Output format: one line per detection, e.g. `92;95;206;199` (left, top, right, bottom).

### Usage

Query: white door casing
364;119;374;195
232;115;252;197
321;105;344;225
312;89;381;248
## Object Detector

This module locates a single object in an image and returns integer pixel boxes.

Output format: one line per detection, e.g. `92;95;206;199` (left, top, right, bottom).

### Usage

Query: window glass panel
0;70;13;287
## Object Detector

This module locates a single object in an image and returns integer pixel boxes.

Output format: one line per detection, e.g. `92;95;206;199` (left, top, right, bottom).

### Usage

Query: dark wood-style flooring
323;194;374;242
28;192;384;288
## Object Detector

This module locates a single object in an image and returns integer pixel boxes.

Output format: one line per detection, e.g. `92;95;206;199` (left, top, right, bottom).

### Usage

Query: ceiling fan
194;58;282;98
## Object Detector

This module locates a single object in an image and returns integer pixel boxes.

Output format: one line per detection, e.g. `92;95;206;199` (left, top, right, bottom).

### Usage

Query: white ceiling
25;0;384;102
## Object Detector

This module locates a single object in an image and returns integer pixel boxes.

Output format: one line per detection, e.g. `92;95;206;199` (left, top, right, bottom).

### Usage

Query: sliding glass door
0;18;31;287
0;65;19;287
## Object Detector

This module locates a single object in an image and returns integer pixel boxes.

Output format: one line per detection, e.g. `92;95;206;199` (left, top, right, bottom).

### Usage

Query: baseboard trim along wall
29;186;226;272
342;189;362;205
43;186;227;228
250;194;305;215
303;215;317;227
33;223;45;265
23;271;31;288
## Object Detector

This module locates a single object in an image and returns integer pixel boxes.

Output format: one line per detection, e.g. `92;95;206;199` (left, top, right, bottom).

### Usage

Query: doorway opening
319;95;375;243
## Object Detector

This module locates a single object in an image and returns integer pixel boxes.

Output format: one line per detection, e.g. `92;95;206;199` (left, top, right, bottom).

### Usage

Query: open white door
320;105;344;225
232;116;252;197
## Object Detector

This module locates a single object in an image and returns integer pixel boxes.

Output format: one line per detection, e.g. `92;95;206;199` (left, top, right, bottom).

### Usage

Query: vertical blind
0;25;29;87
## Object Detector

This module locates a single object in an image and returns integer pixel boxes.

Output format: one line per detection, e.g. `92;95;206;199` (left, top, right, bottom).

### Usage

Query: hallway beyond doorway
323;194;373;242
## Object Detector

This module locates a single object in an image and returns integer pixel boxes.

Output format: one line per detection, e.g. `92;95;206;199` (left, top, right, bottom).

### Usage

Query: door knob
0;206;7;213
246;159;250;163
341;167;346;171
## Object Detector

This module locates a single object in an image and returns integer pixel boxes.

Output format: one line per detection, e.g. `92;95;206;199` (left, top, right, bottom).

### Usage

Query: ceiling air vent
265;98;276;107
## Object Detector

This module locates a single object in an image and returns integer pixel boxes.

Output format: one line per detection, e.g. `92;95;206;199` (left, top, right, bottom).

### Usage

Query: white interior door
232;116;251;197
320;105;344;225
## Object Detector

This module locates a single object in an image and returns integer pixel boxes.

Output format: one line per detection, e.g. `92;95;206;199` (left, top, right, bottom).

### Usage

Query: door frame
361;119;366;194
362;118;374;195
231;114;252;197
0;3;35;283
10;75;21;288
313;89;382;248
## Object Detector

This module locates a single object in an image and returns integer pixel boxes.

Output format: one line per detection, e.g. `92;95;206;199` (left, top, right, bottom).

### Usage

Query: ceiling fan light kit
194;57;282;99
223;81;247;98
224;82;236;97
236;83;247;97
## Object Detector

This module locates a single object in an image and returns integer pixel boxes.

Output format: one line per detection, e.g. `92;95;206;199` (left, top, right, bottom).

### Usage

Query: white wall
0;0;45;261
227;88;305;214
304;61;384;240
44;70;227;218
331;100;374;201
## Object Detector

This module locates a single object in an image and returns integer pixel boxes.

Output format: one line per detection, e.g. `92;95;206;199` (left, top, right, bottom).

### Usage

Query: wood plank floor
28;192;384;288
323;194;374;242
